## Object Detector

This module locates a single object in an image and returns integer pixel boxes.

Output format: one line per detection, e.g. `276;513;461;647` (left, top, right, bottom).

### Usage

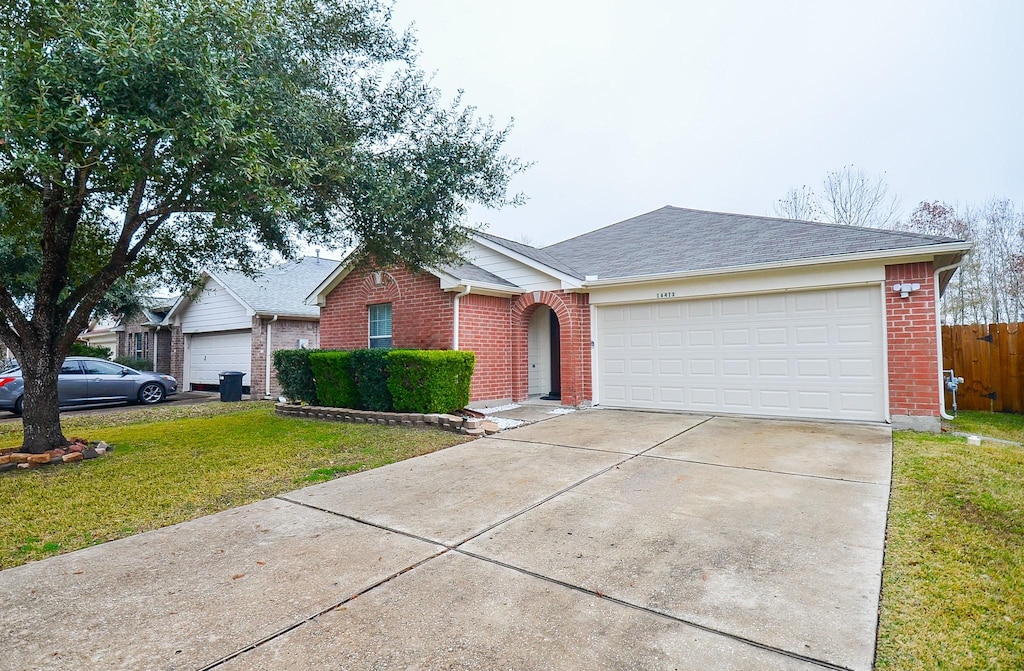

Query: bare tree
905;202;986;324
772;186;818;221
772;165;901;228
819;165;902;229
981;199;1024;322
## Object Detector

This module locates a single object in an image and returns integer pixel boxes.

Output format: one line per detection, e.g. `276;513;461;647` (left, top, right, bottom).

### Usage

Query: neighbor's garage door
595;286;885;421
189;330;252;386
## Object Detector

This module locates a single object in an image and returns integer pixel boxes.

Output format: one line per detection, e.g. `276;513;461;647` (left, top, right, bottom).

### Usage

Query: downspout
265;315;279;399
935;260;963;420
452;286;472;350
152;325;160;372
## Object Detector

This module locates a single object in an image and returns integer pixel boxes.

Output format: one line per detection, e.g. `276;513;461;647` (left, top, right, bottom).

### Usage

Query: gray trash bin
219;371;246;402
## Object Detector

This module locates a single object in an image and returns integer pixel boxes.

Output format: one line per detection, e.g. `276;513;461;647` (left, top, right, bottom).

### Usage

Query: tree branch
0;282;28;362
57;210;171;338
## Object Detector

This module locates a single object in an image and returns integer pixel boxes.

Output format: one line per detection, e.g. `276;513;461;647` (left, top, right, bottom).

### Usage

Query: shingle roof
441;261;519;288
217;256;340;318
476;231;585;280
542;206;964;280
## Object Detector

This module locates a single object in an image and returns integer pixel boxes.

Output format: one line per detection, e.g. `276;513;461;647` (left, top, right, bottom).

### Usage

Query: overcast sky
389;0;1023;247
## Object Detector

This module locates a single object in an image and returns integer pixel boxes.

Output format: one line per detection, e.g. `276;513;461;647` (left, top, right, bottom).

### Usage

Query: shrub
70;342;112;359
308;351;359;408
114;355;153;371
350;349;393;411
387;350;475;414
273;349;319;403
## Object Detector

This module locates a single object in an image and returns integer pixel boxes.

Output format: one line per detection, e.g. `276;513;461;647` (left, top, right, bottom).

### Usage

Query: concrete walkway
0;410;892;671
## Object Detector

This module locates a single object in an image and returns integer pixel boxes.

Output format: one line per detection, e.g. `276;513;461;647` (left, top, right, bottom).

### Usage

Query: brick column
886;262;940;431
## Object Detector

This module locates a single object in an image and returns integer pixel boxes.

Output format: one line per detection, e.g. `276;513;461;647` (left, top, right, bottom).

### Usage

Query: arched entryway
511;291;589;406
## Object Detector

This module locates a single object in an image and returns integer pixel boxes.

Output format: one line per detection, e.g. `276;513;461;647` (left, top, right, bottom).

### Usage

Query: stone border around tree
274;403;500;437
0;440;112;473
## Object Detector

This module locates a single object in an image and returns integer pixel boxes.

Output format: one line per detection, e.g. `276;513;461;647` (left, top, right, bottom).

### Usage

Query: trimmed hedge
289;347;476;414
113;355;153;371
309;351;359;408
273;349;319;403
350;349;392;411
71;343;112;359
387;350;475;414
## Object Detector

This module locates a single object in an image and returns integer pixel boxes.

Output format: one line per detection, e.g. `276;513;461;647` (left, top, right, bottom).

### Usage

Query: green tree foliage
0;0;522;451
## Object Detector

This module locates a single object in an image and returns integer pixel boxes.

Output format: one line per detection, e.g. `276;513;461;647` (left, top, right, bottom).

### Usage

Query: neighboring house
116;298;175;372
165;256;339;398
78;299;178;373
309;206;971;432
78;318;120;357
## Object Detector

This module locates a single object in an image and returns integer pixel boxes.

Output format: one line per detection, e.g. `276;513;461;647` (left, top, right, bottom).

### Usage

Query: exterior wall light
893;282;920;298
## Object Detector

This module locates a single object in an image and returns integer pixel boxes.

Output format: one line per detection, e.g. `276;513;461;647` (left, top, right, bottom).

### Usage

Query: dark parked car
0;357;178;416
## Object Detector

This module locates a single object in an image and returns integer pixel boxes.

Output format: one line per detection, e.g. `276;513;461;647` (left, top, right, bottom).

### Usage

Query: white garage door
596;286;885;421
189;330;252;386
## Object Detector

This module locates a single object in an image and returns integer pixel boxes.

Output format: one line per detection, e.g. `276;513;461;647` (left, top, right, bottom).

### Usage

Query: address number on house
655;291;676;299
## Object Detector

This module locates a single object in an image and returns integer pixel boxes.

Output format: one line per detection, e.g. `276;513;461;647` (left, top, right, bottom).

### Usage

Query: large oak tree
0;0;522;452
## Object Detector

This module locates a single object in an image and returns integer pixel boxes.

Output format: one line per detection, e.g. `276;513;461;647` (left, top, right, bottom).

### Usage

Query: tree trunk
19;345;68;454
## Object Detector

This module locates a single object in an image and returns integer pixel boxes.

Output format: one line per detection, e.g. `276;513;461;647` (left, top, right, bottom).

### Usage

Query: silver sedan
0;357;178;416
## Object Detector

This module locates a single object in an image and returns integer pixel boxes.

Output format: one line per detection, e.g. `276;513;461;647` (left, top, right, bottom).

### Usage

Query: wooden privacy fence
941;323;1024;413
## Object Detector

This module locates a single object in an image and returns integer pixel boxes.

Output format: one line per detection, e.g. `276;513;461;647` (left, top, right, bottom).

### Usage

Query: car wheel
138;382;165;405
13;396;23;416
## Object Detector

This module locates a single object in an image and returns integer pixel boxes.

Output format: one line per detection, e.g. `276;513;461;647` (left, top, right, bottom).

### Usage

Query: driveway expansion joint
275;495;450;550
196;541;450;671
451;416;714;548
639;452;892;486
454;548;852;671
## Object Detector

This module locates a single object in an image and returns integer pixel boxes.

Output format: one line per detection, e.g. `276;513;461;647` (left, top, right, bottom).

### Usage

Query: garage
188;330;252;388
595;285;886;421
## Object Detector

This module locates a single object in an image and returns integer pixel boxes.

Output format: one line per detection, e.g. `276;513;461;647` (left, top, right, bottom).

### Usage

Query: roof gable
308;248;527;306
473;232;584;281
216;256;339;318
168;256;339;322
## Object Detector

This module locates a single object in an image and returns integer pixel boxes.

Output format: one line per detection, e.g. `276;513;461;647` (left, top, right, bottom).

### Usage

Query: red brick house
308;207;970;431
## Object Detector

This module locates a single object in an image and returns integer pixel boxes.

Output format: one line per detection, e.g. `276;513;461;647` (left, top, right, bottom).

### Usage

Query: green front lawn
3;404;1022;668
0;402;468;569
877;411;1024;670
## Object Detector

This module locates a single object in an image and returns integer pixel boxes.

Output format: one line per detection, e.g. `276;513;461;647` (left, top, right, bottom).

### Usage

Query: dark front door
548;309;561;399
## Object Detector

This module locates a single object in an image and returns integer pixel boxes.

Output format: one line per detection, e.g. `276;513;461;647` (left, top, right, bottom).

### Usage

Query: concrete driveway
0;410;891;671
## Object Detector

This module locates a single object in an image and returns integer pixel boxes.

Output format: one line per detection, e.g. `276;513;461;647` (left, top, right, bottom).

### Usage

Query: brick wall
458;293;513;402
116;320;172;373
886;262;939;423
169;325;184;383
155;330;172;374
320;263;455;350
319;262;596;407
251;317;321;398
320;262;515;402
249;317;268;398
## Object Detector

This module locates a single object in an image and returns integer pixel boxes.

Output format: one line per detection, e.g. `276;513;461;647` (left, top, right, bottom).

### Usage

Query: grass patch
948;410;1024;444
0;402;468;569
877;413;1024;670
